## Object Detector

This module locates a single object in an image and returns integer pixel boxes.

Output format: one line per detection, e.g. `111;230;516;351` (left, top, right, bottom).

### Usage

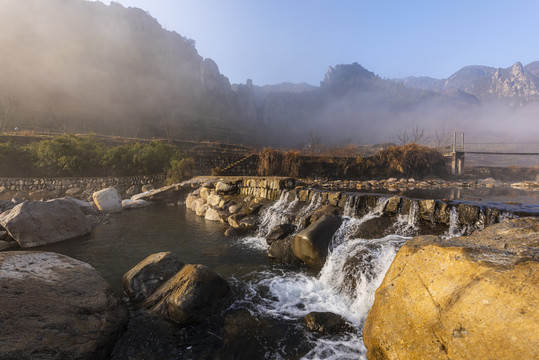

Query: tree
306;129;322;155
395;125;425;145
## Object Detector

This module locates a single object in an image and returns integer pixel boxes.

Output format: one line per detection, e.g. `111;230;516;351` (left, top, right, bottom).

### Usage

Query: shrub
377;143;447;177
258;148;284;176
31;135;104;176
165;157;194;184
283;150;302;177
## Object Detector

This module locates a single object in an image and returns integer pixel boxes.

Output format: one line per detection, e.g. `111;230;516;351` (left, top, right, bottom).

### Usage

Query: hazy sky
91;0;539;86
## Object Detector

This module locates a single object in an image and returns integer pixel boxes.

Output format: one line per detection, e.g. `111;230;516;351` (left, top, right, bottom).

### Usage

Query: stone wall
0;174;166;201
192;155;258;176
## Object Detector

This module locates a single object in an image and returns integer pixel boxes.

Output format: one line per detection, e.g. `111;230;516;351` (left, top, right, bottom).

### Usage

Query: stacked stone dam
222;177;529;232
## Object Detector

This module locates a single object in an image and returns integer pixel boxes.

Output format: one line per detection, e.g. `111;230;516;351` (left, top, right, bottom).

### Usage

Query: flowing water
33;191;517;359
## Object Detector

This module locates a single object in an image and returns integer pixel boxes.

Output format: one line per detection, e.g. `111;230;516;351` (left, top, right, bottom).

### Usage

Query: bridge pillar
451;151;465;175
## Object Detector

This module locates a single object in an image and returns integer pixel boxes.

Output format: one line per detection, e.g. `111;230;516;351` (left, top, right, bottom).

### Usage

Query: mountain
0;0;247;142
0;0;536;147
396;62;539;105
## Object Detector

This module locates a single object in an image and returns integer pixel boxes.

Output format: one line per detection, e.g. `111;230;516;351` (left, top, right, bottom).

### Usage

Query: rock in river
144;264;230;325
0;199;93;248
292;214;343;268
122;252;185;303
363;217;539;360
0;251;128;360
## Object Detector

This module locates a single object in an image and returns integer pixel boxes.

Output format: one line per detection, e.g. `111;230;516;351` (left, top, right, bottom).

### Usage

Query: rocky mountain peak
321;62;377;89
489;61;539;103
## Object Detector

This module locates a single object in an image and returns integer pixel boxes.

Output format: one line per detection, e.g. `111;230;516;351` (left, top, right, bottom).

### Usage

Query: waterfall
330;197;389;250
243;203;408;359
392;200;419;236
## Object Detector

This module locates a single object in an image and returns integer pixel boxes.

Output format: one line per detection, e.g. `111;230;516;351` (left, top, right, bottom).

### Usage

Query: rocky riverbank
0;176;537;359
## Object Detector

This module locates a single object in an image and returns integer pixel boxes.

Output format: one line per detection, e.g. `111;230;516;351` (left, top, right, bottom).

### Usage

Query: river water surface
34;199;410;359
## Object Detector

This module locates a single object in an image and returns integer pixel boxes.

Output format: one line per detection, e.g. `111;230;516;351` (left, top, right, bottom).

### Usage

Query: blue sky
93;0;539;86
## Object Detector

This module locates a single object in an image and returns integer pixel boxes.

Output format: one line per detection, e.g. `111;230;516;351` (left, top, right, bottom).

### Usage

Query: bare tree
307;129;322;154
433;127;452;151
395;125;425;145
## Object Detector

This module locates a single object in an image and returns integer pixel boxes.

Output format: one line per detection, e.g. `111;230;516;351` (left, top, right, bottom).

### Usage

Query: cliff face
0;0;246;142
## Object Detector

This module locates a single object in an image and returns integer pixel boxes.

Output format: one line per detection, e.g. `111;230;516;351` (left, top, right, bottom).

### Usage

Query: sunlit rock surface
363;217;539;360
0;251;128;360
93;187;122;213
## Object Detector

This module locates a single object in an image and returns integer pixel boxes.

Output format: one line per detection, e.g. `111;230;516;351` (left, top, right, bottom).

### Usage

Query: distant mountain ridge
393;61;539;105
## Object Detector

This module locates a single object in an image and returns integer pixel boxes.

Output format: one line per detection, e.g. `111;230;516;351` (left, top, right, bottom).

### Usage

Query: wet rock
327;192;341;206
122;252;185;303
418;199;436;222
292;214;343;268
363;218;539;360
216;309;309;360
228;213;245;228
0;199;93;248
0;252;128;360
434;200;450;225
310;205;341;224
93;187;122;213
458;203;481;226
351;215;395;239
145;264;230;325
244;203;263;215
239;215;258;230
267;238;300;264
304;312;353;335
384;196;401;214
122;199;151;209
266;224;296;244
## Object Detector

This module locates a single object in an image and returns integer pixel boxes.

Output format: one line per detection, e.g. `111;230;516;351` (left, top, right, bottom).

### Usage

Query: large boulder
0;251;128;359
363;217;539;360
292;214;343;268
122;252;185;303
93;187;122;213
144;264;230;324
0;199;93;248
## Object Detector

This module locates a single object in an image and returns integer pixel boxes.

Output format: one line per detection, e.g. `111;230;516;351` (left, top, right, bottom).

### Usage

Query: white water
236;194;407;359
234;193;500;358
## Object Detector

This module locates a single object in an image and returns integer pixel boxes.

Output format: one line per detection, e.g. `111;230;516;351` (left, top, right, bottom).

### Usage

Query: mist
0;0;538;154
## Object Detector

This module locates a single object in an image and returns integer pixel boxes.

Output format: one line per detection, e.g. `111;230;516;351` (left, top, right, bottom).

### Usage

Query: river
33;188;535;359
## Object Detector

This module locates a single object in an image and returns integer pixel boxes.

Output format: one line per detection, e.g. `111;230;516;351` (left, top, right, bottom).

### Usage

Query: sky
91;0;539;86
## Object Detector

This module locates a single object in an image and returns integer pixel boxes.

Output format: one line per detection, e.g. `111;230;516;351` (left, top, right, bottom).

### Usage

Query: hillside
0;0;537;148
0;0;246;142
